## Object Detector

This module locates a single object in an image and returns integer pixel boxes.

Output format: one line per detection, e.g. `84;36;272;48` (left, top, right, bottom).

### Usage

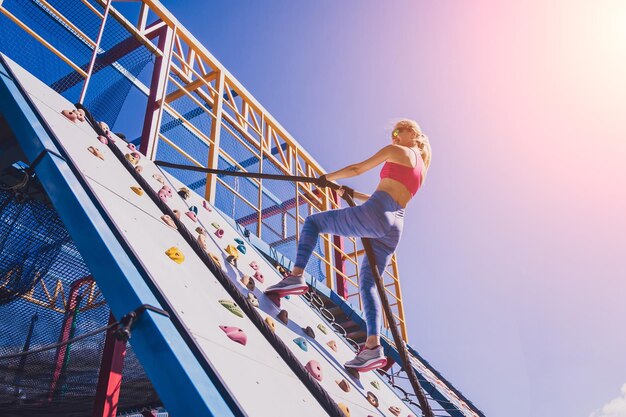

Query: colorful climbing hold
158;189;169;202
135;165;143;173
211;222;220;229
234;238;244;245
61;109;78;122
246;292;259;307
249;261;259;270
219;300;244;318
87;146;104;160
125;152;139;166
97;135;108;145
338;404;350;417
284;295;290;300
277;309;288;325
214;229;225;238
130;186;144;196
209;252;222;268
219;325;247;346
185;210;197;222
370;380;380;390
165;247;184;264
326;340;337;352
197;233;208;252
303;326;315;339
98;121;110;134
160;215;177;229
178;187;190;199
336;379;351;392
253;271;264;283
240;275;255;291
127;143;136;151
152;173;165;184
345;367;360;381
264;316;276;332
236;244;247;254
202;200;212;211
293;337;308;352
305;360;323;381
172;209;181;219
224;245;239;258
317;323;328;335
366;391;379;407
388;406;401;416
267;293;281;308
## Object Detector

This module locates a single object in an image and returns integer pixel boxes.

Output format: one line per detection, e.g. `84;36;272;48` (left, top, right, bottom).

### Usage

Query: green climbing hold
317;323;328;335
211;222;220;229
219;300;244;318
293;337;308;352
370;380;380;390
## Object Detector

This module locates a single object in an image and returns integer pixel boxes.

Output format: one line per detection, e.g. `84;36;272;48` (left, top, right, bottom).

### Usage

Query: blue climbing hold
236;244;247;254
293;337;308;352
234;238;245;245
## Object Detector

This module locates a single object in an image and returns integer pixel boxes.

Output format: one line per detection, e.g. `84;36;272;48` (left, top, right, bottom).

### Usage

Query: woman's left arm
325;145;396;181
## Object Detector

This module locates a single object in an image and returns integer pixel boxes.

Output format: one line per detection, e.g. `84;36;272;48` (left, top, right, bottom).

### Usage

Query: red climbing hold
219;325;247;346
305;360;323;382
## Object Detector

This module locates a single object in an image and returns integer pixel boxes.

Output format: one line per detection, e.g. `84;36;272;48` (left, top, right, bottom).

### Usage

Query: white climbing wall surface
5;56;418;417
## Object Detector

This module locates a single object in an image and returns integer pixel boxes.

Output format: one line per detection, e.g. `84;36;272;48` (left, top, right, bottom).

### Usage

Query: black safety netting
0;182;161;417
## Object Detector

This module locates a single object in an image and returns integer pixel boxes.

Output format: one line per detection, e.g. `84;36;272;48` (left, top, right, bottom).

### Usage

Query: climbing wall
4;55;418;417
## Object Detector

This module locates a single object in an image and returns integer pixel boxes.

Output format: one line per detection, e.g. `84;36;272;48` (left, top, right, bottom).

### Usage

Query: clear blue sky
118;1;626;416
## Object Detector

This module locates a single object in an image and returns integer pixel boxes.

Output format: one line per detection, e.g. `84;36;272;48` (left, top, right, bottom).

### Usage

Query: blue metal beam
0;55;241;417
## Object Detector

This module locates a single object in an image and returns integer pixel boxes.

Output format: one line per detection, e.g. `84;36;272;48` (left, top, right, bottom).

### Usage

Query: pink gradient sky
117;1;626;415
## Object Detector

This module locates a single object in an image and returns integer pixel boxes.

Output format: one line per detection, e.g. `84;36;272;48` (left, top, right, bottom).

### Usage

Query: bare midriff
375;178;414;208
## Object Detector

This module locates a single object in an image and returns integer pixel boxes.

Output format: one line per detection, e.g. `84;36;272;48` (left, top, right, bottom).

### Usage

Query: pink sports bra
379;148;423;196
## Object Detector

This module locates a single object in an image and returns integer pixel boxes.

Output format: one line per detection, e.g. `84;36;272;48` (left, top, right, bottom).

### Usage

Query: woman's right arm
325;145;397;181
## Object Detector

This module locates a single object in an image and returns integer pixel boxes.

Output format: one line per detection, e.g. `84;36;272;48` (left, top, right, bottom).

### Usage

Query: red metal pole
47;276;94;401
92;313;127;417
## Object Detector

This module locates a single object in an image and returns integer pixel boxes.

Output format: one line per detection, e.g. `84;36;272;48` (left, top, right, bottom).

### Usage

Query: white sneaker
264;274;308;297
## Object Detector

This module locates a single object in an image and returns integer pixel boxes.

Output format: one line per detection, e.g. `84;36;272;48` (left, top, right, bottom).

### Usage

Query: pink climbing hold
214;229;224;238
97;135;108;145
202;200;212;211
158;188;169;202
219;325;247;346
61;109;78;122
76;108;86;122
185;211;197;222
127;143;136;151
305;360;323;382
267;293;281;308
249;261;259;270
253;271;264;283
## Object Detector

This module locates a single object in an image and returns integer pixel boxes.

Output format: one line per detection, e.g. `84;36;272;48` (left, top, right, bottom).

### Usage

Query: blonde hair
393;118;432;179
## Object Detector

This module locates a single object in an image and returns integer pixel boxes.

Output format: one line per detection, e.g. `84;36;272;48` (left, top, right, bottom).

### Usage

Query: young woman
265;119;432;371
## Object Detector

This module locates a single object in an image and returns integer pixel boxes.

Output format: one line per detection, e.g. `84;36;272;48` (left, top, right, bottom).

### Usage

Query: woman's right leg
294;202;390;272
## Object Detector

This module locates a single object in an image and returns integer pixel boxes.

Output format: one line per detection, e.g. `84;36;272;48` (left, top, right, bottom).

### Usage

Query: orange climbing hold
240;275;255;291
335;379;351;392
87;146;104;160
326;340;337;352
388;406;401;416
366;391;379;407
130;186;144;196
160;215;177;229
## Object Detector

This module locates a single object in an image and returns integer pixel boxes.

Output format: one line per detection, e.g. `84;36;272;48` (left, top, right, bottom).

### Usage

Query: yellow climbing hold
224;244;239;259
130;186;144;196
208;252;222;268
317;323;328;335
338;403;350;417
165;247;184;264
264;316;276;332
